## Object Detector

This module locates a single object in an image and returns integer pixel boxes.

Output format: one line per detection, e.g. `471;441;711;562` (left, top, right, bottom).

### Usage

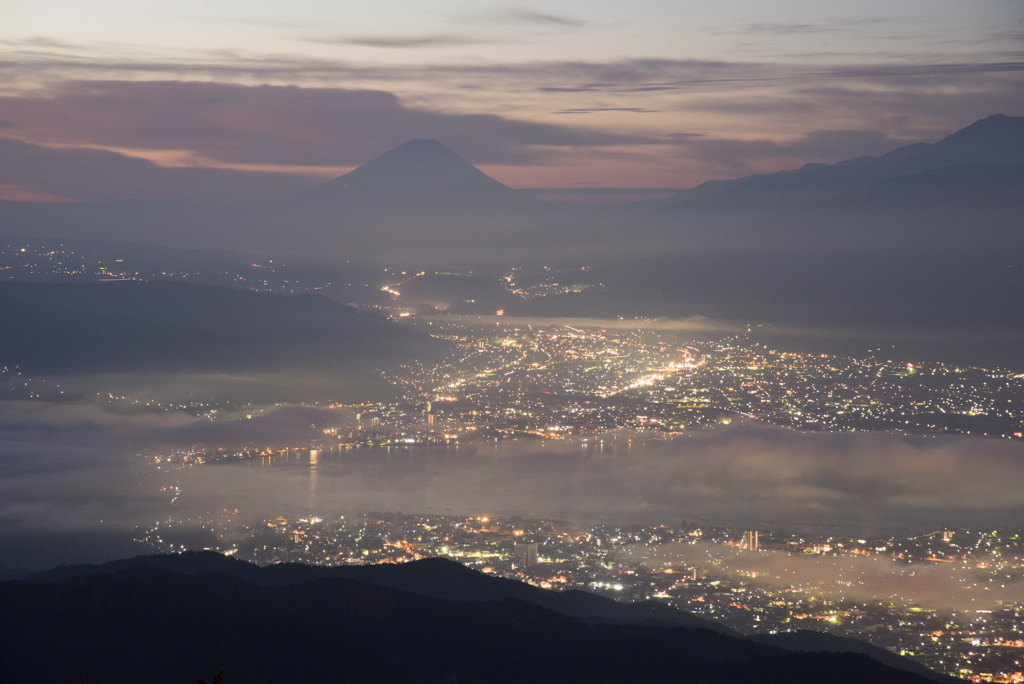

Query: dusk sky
2;0;1023;201
3;5;1024;676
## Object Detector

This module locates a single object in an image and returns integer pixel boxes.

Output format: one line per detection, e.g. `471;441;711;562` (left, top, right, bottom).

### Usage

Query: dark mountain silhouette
0;117;1019;268
535;113;1024;364
503;241;1024;369
250;139;553;258
750;630;954;684
0;280;440;374
30;552;725;632
1;119;1021;263
0;139;555;260
813;162;1024;210
728;156;1024;267
643;113;1024;215
10;552;954;684
304;139;515;195
622;177;745;212
767;161;1024;254
934;112;1024;151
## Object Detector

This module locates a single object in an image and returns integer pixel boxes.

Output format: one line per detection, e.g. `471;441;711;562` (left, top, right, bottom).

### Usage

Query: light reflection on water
174;427;1024;535
252;435;641;471
194;434;677;525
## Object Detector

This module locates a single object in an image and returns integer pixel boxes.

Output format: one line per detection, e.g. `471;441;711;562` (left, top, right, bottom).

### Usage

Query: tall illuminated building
514;542;538;568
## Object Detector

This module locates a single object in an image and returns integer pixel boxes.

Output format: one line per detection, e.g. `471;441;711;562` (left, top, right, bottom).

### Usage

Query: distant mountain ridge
813;162;1024;209
934;112;1024;150
0;138;552;259
0;116;1019;263
638;113;1024;214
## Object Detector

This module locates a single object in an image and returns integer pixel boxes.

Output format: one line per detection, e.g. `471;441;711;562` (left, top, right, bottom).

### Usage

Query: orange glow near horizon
0;185;74;203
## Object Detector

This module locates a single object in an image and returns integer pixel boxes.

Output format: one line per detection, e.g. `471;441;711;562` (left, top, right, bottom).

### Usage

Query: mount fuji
0;139;555;260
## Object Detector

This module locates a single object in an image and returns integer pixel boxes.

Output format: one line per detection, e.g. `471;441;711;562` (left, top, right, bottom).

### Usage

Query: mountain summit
303;139;515;198
0;137;558;260
251;138;549;259
934;113;1024;150
647;113;1024;215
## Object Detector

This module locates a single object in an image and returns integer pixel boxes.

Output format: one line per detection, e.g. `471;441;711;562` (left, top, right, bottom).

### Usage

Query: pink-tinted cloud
0;137;320;203
0;80;657;171
666;129;900;172
0;67;1019;199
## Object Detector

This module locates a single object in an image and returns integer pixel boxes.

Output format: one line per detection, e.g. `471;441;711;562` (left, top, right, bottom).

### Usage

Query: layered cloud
0;79;675;200
306;34;490;49
666;129;900;170
0;73;1016;201
0;80;654;168
4;397;1023;532
0;136;321;203
0;18;1021;196
453;8;587;28
2;391;1023;568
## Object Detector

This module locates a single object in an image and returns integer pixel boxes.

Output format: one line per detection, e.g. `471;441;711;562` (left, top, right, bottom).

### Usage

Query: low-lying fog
622;542;1024;612
2;398;1023;575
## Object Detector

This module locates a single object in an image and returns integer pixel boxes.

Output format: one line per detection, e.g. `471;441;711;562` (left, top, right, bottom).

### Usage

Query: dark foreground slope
0;280;440;374
14;553;955;684
28;551;726;633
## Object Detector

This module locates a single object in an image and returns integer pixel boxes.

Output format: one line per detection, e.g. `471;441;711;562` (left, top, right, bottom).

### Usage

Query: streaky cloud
305;33;486;49
456;8;586;27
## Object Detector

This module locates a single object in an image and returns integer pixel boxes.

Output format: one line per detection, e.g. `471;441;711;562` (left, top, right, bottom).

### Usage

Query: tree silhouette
72;660;97;683
196;670;223;684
